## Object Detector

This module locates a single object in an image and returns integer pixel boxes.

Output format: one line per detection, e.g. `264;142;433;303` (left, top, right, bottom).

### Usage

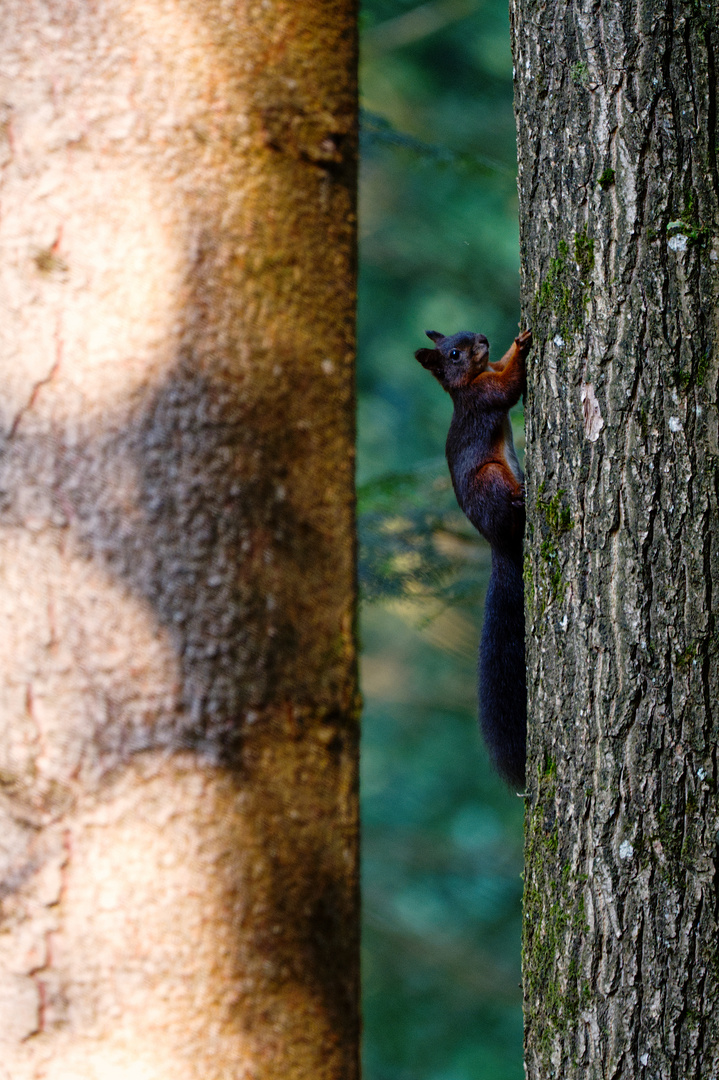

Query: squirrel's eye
449;349;460;361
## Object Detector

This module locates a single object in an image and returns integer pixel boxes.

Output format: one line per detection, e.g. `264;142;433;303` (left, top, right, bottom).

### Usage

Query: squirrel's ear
415;347;441;371
425;330;444;343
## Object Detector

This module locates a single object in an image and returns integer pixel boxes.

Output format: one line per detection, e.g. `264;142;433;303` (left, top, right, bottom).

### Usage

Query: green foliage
362;608;524;1080
358;1;525;1077
358;0;522;483
361;108;513;179
358;462;487;608
358;2;520;1080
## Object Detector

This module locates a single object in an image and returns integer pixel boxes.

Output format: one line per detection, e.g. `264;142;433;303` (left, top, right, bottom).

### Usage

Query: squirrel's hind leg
467;462;525;551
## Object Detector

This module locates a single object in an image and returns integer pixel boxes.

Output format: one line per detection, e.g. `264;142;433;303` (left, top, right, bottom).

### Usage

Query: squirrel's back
447;409;523;548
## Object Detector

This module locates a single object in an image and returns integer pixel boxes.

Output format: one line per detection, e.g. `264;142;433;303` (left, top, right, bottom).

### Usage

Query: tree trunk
0;3;359;1078
511;0;719;1076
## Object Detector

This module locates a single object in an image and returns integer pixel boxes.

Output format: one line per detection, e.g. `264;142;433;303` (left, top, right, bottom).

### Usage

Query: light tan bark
0;2;359;1077
512;0;719;1077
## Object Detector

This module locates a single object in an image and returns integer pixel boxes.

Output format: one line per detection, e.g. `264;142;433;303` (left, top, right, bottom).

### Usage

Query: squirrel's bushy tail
478;548;526;789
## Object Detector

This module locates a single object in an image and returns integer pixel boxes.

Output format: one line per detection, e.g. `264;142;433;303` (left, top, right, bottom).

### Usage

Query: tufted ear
415;347;441;371
425;330;444;343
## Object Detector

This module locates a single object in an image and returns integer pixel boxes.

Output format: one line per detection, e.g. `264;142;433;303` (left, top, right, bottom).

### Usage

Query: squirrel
414;328;532;789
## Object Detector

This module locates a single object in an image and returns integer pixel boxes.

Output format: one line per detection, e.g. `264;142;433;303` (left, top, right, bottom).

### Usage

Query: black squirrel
414;328;531;789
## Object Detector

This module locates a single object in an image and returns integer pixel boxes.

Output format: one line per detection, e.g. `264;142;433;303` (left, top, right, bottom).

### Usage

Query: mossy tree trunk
511;0;719;1076
0;2;359;1078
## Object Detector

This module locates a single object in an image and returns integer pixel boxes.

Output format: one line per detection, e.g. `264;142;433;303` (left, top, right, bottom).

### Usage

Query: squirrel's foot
511;484;525;509
515;329;532;357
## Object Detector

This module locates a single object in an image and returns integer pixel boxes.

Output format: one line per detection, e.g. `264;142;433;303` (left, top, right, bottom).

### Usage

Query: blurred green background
357;2;525;1078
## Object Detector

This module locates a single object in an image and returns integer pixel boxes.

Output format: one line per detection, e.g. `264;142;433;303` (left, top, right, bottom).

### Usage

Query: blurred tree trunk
0;2;359;1078
512;1;719;1077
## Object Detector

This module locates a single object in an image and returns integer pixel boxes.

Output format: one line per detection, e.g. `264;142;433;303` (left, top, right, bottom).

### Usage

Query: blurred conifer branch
360;108;514;180
358;460;489;609
362;0;480;55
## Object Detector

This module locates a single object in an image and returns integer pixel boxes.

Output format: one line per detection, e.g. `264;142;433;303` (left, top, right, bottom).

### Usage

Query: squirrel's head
414;330;490;392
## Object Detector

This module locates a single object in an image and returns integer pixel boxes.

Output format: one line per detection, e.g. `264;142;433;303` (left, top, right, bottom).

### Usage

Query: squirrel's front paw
515;329;532;357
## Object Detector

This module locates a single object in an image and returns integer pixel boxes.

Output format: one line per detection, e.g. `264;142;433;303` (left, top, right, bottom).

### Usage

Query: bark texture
511;0;719;1077
0;2;359;1077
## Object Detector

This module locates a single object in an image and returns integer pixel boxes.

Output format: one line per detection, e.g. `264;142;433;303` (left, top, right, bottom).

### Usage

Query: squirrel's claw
515;329;533;355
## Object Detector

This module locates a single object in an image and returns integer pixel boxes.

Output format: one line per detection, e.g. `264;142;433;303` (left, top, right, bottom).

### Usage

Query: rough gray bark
511;0;719;1077
0;2;359;1077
